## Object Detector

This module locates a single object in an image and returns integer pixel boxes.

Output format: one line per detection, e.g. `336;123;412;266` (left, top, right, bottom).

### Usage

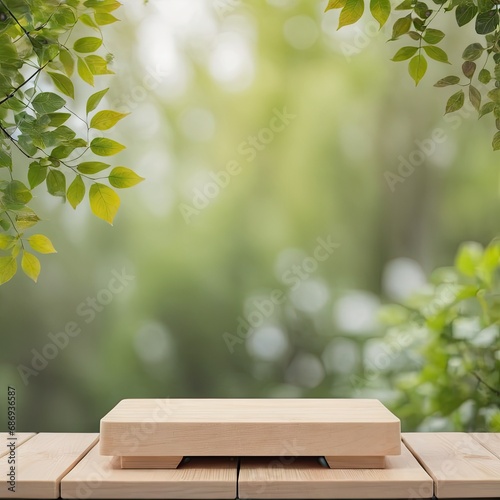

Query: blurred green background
1;0;499;433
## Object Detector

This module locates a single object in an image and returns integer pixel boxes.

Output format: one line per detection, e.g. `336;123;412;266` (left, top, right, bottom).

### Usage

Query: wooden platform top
100;399;400;423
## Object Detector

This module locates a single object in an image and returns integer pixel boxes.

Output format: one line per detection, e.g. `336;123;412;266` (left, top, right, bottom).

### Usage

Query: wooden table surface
0;432;499;499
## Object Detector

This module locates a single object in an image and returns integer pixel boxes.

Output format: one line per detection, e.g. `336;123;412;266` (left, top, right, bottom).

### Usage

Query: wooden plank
120;456;183;469
61;445;237;499
403;432;500;498
0;433;36;458
238;443;432;499
472;433;500;459
100;399;400;458
325;456;385;469
0;433;98;499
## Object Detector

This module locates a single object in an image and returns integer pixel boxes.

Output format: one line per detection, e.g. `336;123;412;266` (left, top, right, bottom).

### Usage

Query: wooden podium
99;399;401;470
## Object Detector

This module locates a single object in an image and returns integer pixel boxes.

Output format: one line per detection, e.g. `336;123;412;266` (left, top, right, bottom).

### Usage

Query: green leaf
462;60;476;79
84;55;113;75
423;45;450;63
28;162;48;188
469;85;481;111
89;183;120;224
21;251;40;283
77;161;110;174
325;0;347;10
423;28;445;44
455;241;483;276
392;46;418;61
84;0;122;12
395;0;413;10
46;169;66;197
414;2;431;18
408;54;427;85
0;148;12;169
90;110;128;130
456;1;478;26
462;43;484;61
391;15;412;39
86;88;108;114
80;13;99;28
479;101;495;118
338;0;365;28
493;131;500;150
0;256;17;285
67;175;86;209
434;75;460;87
47;72;75;99
15;208;40;230
0;234;14;250
95;12;119;25
77;56;94;86
478;68;491;84
59;48;75;77
108;167;144;188
74;36;103;53
445;90;465;114
4;180;32;205
32;92;66;114
46;112;71;127
370;0;391;28
488;88;500;103
476;11;499;34
90;137;125;156
28;234;57;254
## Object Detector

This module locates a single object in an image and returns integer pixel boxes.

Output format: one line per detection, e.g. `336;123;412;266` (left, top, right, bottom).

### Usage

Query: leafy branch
325;0;500;150
0;0;144;285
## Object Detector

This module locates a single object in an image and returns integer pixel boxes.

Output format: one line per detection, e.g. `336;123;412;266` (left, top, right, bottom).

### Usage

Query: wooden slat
325;456;386;469
0;433;36;458
238;443;432;499
403;432;500;498
472;433;500;459
61;445;237;499
100;399;400;458
120;456;183;469
0;433;98;499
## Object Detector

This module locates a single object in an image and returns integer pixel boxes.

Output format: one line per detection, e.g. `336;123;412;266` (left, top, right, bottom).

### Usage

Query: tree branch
0;64;47;106
472;372;500;397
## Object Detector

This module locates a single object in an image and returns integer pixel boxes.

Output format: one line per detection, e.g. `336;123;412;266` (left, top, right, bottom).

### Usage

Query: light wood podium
99;399;401;470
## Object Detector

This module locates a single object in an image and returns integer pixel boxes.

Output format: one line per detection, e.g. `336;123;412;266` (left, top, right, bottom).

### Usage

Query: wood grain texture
0;433;98;499
472;433;500;459
100;399;401;458
325;456;386;469
120;456;183;469
403;432;500;498
61;445;237;499
238;443;432;499
0;433;35;458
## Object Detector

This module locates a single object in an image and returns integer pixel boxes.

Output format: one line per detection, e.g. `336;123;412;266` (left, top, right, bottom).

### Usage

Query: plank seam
236;457;241;499
401;436;436;498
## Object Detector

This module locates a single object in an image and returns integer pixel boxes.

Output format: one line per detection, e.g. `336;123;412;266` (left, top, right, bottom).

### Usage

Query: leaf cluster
0;0;143;284
325;0;500;150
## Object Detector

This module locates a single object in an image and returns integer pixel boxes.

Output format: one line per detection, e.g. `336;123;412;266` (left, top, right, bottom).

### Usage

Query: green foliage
381;240;500;431
0;0;144;284
325;0;500;150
